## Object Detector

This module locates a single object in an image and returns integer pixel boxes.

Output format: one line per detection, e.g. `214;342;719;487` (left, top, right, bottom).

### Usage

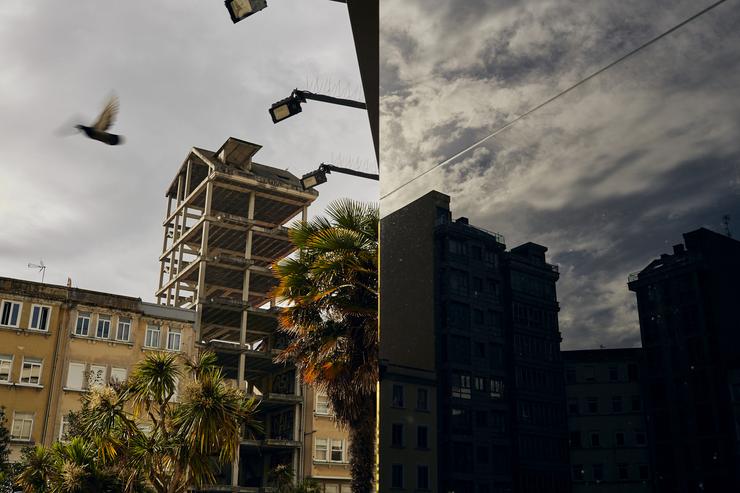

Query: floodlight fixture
269;89;366;124
225;0;268;23
300;163;378;191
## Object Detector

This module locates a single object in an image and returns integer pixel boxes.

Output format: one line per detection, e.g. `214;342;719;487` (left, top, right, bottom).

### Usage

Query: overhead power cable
380;0;729;201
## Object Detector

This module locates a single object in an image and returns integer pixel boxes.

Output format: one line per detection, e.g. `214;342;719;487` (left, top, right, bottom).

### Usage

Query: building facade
302;386;352;492
628;228;740;493
154;137;318;490
563;348;652;492
379;190;569;493
0;277;195;461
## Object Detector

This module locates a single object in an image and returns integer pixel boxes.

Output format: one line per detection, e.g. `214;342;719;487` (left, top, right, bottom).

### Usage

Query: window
29;305;51;331
96;316;111;339
584;366;595;382
0;354;12;383
609;366;619;381
631;395;642;411
569;431;581;447
340;485;351;493
392;384;404;407
568;398;579;415
593;464;604;481
391;464;403;489
330;439;344;462
472;277;482;294
490;378;504;399
618;463;629;480
325;486;338;493
315;392;330;415
116;317;131;341
475;410;487;427
417;425;428;449
639;464;649;480
566;367;576;383
587;396;598;413
0;300;21;327
417;465;429;490
391;423;404;447
474;376;484;391
75;312;91;336
615;431;625;446
166;329;182;351
314;438;328;461
590;431;600;447
452;374;471;399
628;363;639;382
416;388;429;411
19;357;42;385
11;412;33;441
66;362;85;390
145;325;161;348
60;416;70;441
635;431;646;446
612;395;623;413
476;445;489;464
110;367;127;384
572;465;584;481
88;365;106;388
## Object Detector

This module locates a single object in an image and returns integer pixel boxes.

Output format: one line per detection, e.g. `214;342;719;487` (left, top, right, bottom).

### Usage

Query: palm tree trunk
348;393;376;493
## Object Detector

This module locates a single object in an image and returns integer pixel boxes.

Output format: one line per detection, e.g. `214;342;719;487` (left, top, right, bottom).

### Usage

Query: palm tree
273;198;378;493
15;351;259;493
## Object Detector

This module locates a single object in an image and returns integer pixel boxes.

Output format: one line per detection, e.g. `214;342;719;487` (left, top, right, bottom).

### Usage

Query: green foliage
13;351;259;493
0;409;12;493
273;198;378;493
268;465;322;493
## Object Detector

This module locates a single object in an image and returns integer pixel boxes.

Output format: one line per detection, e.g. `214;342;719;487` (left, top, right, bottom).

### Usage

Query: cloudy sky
380;0;740;349
0;0;376;299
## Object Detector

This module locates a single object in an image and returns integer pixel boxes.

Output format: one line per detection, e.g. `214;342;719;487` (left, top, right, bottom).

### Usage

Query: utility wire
380;0;729;201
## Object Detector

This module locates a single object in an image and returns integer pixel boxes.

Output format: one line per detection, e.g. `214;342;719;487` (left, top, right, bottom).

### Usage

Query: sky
380;0;740;349
0;0;377;300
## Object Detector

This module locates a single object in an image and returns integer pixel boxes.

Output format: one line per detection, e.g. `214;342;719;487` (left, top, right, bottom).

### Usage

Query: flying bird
75;95;124;145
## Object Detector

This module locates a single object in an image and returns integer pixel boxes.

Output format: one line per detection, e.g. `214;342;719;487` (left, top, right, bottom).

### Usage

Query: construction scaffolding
156;137;318;491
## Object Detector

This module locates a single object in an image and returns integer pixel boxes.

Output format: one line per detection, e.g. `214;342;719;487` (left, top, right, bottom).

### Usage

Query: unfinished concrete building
156;137;318;491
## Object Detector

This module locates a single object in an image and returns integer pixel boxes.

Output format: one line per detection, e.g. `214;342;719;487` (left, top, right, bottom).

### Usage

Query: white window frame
0;354;13;383
330;439;345;463
315;392;331;415
66;362;86;390
88;364;107;389
11;412;34;441
314;437;328;462
59;415;70;442
0;300;22;328
29;304;51;331
166;329;182;351
110;367;127;384
95;315;111;339
490;378;504;399
75;312;91;336
145;325;161;348
116;317;131;342
19;357;43;385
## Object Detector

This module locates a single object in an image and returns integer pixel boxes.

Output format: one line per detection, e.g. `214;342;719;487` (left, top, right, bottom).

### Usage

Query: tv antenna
722;214;732;238
28;260;47;283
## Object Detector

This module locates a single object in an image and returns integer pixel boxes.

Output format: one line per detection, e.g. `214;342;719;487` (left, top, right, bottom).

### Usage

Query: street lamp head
269;93;303;123
300;168;328;190
225;0;267;23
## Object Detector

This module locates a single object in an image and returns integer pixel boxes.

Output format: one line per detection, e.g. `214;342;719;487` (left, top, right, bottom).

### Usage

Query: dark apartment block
379;190;569;493
628;228;740;493
563;349;652;493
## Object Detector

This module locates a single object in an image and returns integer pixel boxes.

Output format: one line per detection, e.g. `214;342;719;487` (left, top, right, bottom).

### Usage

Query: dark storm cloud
380;0;740;349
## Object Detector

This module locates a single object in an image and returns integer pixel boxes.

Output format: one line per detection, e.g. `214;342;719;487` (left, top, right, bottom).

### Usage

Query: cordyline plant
14;351;260;493
272;199;378;493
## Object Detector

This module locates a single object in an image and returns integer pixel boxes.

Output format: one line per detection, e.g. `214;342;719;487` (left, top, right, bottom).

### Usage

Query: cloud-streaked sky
0;0;376;299
380;0;740;349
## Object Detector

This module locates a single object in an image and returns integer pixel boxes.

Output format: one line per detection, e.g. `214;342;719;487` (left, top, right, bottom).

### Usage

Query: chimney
672;244;685;255
67;277;72;287
456;217;469;225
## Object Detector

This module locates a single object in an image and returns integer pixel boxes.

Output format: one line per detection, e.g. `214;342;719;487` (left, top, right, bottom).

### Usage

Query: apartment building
379;190;569;493
628;228;740;493
563;348;651;492
0;277;195;461
302;386;352;492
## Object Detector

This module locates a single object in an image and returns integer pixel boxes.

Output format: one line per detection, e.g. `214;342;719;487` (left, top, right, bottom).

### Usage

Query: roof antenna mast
722;214;732;238
27;260;47;283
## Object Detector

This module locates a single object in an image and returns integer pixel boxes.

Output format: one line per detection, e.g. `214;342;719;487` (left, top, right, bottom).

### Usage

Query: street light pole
300;162;379;190
269;89;366;124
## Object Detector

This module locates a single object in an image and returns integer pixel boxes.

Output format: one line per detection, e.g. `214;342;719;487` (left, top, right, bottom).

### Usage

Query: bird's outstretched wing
92;95;119;132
